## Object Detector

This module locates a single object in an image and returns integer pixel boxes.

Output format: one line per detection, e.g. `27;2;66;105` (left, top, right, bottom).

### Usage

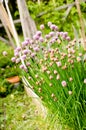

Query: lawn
0;91;49;130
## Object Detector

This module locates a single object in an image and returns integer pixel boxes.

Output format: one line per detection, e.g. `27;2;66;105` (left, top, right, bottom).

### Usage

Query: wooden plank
0;36;10;44
4;0;20;47
17;0;37;39
0;3;15;47
0;19;21;28
75;0;86;50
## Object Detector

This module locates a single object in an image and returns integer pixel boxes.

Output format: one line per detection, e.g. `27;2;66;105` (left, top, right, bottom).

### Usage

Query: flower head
2;51;7;56
16;47;21;52
23;49;29;55
56;61;62;67
33;47;39;52
84;79;86;84
54;70;57;74
36;31;42;36
69;77;73;82
48;22;52;27
68;91;72;95
56;74;60;80
40;24;45;30
22;55;26;60
22;41;28;48
39;37;44;42
16;58;20;64
11;57;16;62
61;81;67;87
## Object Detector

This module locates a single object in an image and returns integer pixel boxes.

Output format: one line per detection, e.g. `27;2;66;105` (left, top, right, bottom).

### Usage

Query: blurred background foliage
2;0;85;39
0;1;86;129
0;42;23;97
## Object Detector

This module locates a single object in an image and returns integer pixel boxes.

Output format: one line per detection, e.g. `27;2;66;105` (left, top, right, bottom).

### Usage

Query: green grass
0;91;49;130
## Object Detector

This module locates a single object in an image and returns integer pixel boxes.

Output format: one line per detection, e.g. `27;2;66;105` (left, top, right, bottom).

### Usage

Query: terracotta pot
6;76;20;83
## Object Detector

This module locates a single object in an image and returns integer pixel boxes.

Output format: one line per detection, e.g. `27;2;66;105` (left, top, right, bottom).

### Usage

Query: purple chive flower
2;51;7;56
33;35;39;40
31;53;36;58
20;65;27;72
60;32;64;36
14;52;19;57
21;55;26;60
16;58;21;64
62;32;68;39
26;38;33;44
34;47;39;52
22;41;28;48
64;32;68;37
50;24;56;30
56;61;62;67
36;31;42;36
39;37;44;42
20;65;27;71
50;38;56;44
25;38;30;43
20;64;24;69
16;47;21;52
66;36;70;41
56;31;60;36
11;57;16;62
62;35;66;40
49;31;55;37
23;49;29;55
29;40;34;44
40;24;45;30
45;34;50;39
48;22;52;27
55;26;58;31
61;81;67;87
55;36;58;40
26;62;30;66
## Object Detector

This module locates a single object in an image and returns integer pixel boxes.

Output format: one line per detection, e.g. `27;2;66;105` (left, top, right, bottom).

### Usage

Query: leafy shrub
27;0;86;39
0;79;13;97
0;42;23;97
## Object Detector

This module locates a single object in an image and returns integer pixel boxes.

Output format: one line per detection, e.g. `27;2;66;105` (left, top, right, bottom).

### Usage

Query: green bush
27;0;86;39
0;42;23;97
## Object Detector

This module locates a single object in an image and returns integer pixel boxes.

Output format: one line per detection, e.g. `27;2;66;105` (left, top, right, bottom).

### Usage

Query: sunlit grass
0;91;49;130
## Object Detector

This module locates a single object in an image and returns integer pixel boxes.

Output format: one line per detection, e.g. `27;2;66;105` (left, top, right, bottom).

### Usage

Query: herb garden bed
11;22;86;130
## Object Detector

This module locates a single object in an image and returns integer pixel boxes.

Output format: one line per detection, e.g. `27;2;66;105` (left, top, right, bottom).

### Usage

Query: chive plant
12;22;86;130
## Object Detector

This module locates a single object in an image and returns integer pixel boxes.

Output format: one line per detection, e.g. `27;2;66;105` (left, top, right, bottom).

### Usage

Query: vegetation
0;0;86;130
0;91;48;130
12;22;86;130
0;42;23;97
15;0;86;38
